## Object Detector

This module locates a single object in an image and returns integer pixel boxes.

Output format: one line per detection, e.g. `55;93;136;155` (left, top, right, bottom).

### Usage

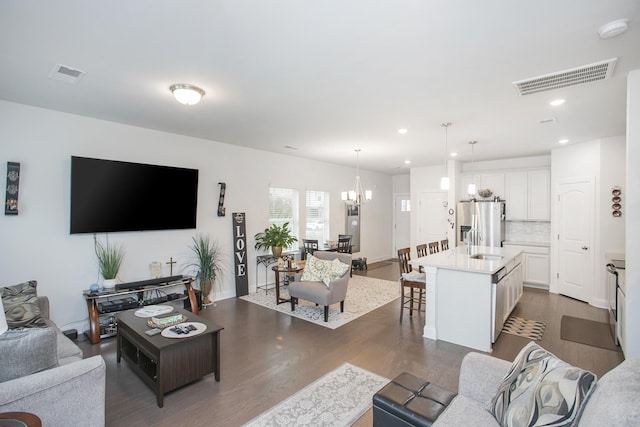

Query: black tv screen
70;156;198;234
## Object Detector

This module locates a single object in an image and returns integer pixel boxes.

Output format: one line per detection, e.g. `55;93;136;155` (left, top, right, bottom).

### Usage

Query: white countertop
410;245;523;275
503;241;550;248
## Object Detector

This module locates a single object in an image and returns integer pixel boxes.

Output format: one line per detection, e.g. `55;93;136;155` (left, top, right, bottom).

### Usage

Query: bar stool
397;248;426;321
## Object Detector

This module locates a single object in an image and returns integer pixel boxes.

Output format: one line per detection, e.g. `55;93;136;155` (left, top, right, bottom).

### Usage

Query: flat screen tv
70;156;199;234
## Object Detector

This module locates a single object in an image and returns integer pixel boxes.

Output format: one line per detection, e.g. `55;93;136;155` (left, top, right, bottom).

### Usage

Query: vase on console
94;235;125;290
102;278;118;289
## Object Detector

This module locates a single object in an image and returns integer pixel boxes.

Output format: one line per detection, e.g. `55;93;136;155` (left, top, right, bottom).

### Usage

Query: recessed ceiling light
398;128;408;134
404;160;411;164
550;99;566;106
450;152;458;157
598;19;628;39
558;139;569;144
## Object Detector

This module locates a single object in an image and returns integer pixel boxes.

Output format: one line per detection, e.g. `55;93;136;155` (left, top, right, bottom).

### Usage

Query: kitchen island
410;245;523;352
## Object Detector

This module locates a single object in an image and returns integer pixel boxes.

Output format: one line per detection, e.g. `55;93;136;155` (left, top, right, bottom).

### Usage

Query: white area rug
240;275;400;329
242;363;389;427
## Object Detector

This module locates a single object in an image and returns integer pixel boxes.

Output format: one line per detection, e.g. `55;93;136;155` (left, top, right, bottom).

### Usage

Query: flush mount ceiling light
550;99;566;106
558;139;569;144
170;84;205;105
598;19;628;39
398;128;408;134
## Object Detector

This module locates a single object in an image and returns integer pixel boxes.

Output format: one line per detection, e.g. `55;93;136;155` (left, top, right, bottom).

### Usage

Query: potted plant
94;235;125;288
185;234;224;306
254;222;298;256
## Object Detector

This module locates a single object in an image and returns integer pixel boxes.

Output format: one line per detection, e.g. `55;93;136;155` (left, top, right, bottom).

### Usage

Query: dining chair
397;248;426;321
440;239;449;251
416;243;428;273
302;239;318;260
337;237;352;276
428;241;440;254
337;234;352;253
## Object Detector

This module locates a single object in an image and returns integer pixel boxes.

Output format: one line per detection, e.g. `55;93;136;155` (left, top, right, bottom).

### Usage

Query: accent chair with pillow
289;251;352;322
431;341;640;427
0;280;106;427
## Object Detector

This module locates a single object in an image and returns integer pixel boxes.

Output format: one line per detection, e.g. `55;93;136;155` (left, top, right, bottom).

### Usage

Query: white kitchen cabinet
502;243;550;288
504;169;550;221
459;173;504;200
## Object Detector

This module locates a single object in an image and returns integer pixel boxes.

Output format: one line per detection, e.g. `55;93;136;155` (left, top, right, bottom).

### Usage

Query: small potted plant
185;234;225;306
94;235;125;288
254;222;298;256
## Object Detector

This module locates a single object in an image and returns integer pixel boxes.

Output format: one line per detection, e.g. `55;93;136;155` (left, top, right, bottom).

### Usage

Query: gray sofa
433;351;640;426
0;295;106;427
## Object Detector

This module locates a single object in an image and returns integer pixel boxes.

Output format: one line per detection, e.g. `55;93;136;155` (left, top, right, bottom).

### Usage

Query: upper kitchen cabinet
459;173;505;201
505;169;550;221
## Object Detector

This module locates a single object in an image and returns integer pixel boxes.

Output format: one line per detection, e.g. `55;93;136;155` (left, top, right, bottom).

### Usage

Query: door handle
582;246;589;250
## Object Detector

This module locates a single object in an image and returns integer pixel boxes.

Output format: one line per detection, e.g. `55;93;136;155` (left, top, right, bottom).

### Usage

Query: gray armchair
289;251;352;322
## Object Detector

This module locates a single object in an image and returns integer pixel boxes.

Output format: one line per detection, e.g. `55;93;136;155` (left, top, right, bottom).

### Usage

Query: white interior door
556;178;594;302
394;193;410;254
418;191;447;246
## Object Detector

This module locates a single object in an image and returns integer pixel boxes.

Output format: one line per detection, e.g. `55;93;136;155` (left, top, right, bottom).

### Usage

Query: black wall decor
233;212;248;296
5;161;20;215
217;182;226;217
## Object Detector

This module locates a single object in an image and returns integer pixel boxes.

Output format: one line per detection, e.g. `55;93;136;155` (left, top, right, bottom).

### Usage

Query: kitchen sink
469;253;504;261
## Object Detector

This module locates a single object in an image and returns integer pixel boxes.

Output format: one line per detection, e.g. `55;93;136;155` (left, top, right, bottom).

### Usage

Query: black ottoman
373;372;456;427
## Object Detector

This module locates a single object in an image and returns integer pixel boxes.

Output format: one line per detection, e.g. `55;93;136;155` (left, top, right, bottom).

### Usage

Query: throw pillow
300;255;350;286
0;326;58;383
488;341;596;427
0;280;47;328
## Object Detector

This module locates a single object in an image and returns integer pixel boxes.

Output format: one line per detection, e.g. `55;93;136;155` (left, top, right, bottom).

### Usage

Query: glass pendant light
440;122;451;190
467;141;477;196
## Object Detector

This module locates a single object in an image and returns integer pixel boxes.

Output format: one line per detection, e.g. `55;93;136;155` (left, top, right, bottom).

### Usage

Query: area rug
502;315;546;340
242;363;389;427
560;315;620;352
240;275;399;329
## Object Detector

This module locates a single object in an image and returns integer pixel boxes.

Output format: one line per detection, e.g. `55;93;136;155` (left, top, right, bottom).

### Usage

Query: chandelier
341;149;372;205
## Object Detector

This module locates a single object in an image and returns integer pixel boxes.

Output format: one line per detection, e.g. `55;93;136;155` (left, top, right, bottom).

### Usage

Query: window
305;190;330;242
401;199;411;212
269;187;299;245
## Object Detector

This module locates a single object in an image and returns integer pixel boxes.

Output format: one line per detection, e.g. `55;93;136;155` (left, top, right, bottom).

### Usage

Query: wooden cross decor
166;257;176;276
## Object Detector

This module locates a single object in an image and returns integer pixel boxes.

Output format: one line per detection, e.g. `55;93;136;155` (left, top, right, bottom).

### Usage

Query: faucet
466;227;482;254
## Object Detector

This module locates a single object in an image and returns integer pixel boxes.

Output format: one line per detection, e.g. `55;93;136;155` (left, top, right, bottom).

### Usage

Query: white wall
625;69;640;358
0;101;393;332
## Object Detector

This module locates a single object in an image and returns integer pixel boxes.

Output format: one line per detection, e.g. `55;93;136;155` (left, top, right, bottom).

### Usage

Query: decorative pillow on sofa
300;255;350;286
0;280;47;328
488;341;596;427
0;326;58;383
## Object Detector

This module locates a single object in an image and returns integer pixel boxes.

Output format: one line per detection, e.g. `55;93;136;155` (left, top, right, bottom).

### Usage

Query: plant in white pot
185;234;225;306
94;235;125;288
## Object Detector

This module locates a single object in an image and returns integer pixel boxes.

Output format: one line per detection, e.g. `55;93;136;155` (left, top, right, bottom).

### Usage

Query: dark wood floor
78;260;624;427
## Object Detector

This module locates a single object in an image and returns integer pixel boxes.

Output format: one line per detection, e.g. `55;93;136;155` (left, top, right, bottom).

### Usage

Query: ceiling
1;1;638;174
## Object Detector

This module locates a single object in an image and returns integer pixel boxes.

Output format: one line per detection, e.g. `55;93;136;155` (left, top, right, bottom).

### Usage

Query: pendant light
467;141;477;196
341;149;372;205
440;122;452;190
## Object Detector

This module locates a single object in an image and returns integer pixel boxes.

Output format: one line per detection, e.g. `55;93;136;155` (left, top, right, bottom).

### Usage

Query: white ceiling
1;1;638;174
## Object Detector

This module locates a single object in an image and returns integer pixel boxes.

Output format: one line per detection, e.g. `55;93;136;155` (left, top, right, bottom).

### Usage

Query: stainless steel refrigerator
456;201;505;247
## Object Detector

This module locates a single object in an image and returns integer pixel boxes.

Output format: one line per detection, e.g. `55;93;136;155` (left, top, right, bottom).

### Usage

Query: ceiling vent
49;64;86;84
513;58;617;96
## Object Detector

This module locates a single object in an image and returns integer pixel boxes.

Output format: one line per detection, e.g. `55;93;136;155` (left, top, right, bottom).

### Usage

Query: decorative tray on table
146;312;187;329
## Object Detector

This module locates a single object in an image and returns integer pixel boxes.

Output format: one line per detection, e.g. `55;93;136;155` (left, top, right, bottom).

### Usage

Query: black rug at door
560;315;621;352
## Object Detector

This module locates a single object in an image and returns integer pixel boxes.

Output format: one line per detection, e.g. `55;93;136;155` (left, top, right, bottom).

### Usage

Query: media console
83;275;198;344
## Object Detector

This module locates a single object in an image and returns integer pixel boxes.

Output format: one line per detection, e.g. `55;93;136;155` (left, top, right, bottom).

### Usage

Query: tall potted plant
185;234;224;306
254;222;298;256
94;235;125;288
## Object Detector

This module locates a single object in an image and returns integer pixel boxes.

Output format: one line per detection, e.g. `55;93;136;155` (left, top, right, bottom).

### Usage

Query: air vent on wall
513;58;617;96
49;64;86;84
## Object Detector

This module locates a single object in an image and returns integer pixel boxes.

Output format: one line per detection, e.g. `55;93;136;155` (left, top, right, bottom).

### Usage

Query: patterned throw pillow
488;341;596;427
0;280;47;328
300;255;350;286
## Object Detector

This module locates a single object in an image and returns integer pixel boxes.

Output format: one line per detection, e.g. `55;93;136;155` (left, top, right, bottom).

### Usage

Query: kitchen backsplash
505;221;551;244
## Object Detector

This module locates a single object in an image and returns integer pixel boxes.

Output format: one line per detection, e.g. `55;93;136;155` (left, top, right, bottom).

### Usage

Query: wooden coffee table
116;307;224;407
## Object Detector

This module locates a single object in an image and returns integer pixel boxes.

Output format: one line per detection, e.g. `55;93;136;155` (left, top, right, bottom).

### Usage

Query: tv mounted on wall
70;156;199;234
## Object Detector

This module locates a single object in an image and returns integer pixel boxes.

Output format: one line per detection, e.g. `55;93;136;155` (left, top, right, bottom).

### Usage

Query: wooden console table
83;276;198;344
